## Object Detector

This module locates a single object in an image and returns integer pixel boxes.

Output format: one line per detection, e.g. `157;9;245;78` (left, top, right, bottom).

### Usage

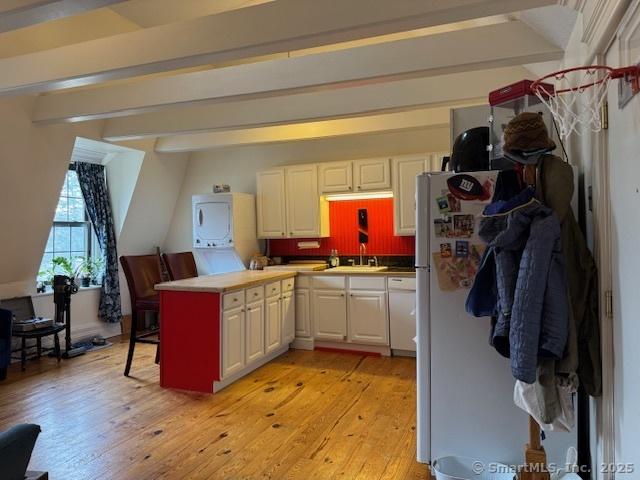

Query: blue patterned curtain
76;163;122;323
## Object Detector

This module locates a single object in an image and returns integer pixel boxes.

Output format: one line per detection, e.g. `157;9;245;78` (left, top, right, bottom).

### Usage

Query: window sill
33;285;101;298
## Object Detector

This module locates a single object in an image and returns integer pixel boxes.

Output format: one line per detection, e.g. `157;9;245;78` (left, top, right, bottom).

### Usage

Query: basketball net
532;67;611;138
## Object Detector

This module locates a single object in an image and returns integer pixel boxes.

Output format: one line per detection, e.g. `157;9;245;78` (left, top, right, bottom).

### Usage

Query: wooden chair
119;255;162;377
162;252;198;281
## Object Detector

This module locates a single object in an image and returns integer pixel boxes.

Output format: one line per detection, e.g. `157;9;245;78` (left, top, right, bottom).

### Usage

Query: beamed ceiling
0;0;578;151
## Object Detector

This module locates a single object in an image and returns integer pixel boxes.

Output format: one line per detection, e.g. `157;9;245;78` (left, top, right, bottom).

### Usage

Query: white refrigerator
415;171;575;467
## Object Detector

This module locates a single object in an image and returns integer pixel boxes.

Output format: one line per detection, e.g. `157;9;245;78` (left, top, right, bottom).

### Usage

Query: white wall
603;0;640;471
114;139;189;316
163;126;449;254
105;150;144;238
0;97;189;336
556;1;638;477
0;96;104;298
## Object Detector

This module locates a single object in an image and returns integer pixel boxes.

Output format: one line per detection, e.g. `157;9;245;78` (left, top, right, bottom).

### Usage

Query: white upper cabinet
392;155;429;236
256;169;287;239
285;164;322;237
354;158;391;191
319;161;353;193
256;165;329;239
348;291;389;345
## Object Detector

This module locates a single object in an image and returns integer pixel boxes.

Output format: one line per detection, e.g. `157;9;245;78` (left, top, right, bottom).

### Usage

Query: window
38;168;98;282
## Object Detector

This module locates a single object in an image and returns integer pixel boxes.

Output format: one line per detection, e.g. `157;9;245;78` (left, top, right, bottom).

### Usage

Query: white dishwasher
387;276;416;355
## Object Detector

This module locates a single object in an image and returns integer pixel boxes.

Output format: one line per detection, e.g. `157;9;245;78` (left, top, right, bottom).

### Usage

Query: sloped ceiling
517;4;579;77
518;4;578;50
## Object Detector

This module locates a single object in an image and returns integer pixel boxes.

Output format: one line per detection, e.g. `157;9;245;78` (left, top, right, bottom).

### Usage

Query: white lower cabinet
313;289;347;341
310;275;391;348
348;290;389;345
294;288;311;337
281;291;296;344
245;300;265;363
265;294;282;353
222;306;245;377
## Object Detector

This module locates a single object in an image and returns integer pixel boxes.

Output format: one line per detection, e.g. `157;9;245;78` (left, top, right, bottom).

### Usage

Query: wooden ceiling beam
0;0;127;33
102;66;528;141
2;0;554;94
153;107;456;153
34;21;560;124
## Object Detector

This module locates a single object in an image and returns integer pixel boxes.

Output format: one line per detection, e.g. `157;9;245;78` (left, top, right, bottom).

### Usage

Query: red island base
159;290;221;393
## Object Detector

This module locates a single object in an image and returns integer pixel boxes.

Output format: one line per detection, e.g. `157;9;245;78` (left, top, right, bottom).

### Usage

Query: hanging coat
537;154;602;397
472;198;569;384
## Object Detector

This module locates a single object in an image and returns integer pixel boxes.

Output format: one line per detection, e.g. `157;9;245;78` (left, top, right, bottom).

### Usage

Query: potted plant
75;256;104;287
76;256;92;287
52;256;75;278
37;257;76;292
89;257;104;286
37;265;56;291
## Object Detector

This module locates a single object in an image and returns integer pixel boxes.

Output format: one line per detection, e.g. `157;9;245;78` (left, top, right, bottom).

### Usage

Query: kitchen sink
329;266;388;272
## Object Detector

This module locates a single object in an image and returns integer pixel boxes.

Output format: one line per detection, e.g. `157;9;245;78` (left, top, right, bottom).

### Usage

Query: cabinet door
392;155;427;236
295;288;311;337
318;161;353;193
312;289;347;341
285;165;320;237
354;158;391;191
245;301;265;364
256;169;287;238
222;306;245;377
348;291;389;345
265;295;282;353
281;292;296;344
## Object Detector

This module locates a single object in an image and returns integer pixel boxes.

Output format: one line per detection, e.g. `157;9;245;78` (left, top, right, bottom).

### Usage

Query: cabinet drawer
296;275;311;288
281;277;295;292
312;275;346;290
223;290;245;311
265;281;281;297
387;277;416;291
349;276;386;291
246;285;264;303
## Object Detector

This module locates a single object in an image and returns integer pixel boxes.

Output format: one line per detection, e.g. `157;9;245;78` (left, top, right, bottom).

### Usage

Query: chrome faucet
359;243;366;266
368;256;379;267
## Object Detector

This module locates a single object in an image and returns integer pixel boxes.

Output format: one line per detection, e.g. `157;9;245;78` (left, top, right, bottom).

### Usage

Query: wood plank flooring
0;337;428;479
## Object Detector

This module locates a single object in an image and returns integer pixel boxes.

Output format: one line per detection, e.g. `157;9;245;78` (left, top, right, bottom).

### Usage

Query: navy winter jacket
467;198;569;384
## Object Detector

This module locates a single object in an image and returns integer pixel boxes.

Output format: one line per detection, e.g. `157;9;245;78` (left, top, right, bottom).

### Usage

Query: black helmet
450;127;490;172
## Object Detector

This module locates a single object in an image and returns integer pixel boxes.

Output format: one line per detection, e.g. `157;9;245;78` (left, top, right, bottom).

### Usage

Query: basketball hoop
531;65;640;138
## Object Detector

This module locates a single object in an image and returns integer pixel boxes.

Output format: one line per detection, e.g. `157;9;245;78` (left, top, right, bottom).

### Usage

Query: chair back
119;255;163;305
162;252;198;281
0;424;41;480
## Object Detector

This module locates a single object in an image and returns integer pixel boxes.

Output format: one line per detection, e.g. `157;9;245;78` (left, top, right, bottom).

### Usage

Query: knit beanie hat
503;112;556;153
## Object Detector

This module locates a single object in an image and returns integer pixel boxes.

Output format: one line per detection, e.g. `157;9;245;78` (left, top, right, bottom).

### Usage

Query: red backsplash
269;198;415;256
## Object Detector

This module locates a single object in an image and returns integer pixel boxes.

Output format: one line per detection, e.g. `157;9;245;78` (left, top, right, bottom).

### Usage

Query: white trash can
432;456;516;480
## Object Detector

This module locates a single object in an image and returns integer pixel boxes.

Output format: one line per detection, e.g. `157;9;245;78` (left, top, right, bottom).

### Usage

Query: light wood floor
0;337;428;480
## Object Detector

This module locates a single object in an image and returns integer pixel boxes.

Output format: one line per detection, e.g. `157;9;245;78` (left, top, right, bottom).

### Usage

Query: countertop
155;270;297;293
297;268;415;277
263;263;327;272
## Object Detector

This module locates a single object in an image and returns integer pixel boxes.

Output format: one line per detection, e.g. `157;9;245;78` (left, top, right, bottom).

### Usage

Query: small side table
11;324;65;370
